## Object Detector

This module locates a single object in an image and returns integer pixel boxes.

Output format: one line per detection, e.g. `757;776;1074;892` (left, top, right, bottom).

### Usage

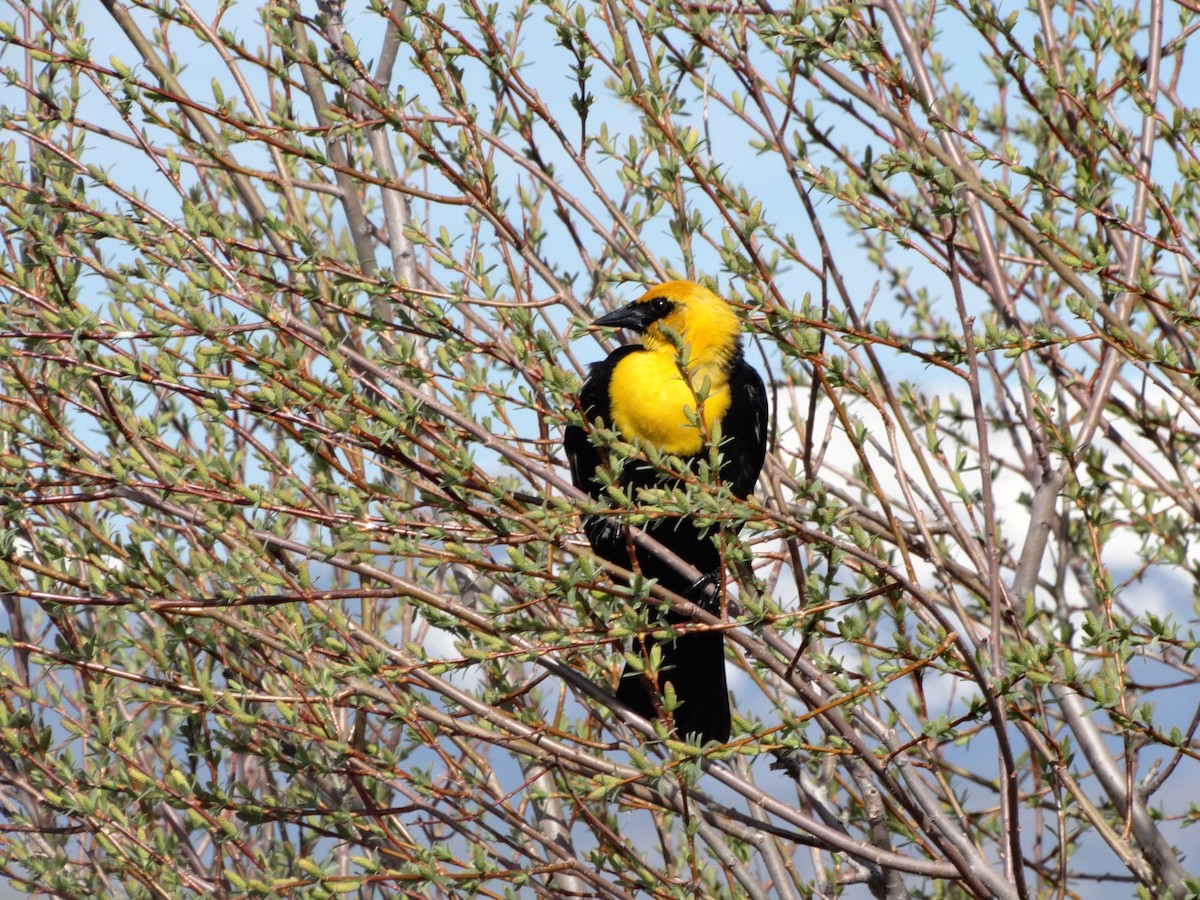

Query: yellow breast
607;350;731;456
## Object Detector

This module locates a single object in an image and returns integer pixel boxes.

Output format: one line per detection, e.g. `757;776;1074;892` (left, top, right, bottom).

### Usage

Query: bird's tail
616;625;730;744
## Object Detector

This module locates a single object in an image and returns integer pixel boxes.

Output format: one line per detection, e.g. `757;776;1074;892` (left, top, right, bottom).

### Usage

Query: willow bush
1;1;1198;897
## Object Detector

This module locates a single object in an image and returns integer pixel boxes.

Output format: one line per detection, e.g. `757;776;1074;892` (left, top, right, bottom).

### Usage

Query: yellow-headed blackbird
565;280;768;743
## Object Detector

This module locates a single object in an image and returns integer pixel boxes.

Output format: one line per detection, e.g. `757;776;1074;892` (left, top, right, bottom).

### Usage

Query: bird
564;280;768;744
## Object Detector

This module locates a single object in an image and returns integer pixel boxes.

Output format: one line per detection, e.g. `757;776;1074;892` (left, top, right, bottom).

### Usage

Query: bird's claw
686;572;721;613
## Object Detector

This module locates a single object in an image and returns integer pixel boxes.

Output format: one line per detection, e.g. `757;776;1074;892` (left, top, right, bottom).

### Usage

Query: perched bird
565;280;768;743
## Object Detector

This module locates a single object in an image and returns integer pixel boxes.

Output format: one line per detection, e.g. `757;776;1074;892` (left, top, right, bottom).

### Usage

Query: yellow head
592;280;742;370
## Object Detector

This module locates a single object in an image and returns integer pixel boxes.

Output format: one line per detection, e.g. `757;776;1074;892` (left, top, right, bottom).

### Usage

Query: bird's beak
591;302;653;332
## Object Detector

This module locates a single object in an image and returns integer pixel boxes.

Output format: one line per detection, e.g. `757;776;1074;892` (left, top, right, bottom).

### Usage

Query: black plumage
564;282;768;743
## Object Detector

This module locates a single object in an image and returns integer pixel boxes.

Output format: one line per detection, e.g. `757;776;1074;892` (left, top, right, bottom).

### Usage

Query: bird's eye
650;298;671;314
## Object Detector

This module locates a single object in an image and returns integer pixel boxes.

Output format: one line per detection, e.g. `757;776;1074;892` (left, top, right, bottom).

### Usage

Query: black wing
564;346;641;501
720;360;769;499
